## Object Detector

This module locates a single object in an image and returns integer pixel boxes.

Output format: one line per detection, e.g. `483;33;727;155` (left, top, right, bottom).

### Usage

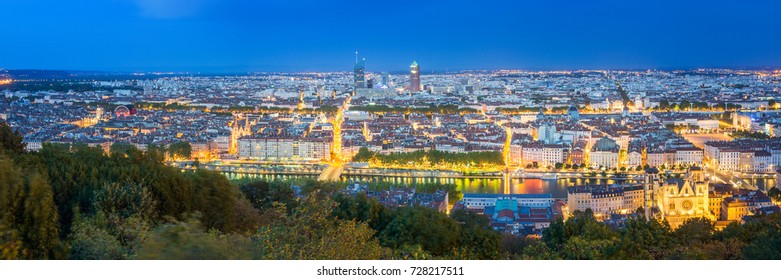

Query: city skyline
2;0;781;72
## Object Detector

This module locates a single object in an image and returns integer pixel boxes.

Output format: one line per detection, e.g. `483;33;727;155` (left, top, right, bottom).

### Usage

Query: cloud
133;0;213;19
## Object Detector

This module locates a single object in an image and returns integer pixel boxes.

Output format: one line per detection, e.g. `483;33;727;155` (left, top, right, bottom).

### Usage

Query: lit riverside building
410;60;420;92
354;52;366;88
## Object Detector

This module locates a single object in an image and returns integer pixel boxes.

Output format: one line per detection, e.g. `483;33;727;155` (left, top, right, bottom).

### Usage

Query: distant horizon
3;66;781;76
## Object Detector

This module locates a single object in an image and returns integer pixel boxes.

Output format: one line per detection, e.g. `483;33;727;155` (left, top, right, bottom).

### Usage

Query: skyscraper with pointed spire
410;60;420;92
354;52;366;88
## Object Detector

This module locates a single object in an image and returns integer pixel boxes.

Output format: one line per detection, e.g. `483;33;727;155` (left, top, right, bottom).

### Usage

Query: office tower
381;72;389;87
354;52;366;88
410;61;420;92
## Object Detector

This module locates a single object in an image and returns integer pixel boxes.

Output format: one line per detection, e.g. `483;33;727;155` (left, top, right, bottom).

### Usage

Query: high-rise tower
410;61;420;92
354;52;366;88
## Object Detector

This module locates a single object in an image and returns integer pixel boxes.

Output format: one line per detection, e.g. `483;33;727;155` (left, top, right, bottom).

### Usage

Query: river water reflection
341;175;775;199
223;172;774;200
342;175;646;199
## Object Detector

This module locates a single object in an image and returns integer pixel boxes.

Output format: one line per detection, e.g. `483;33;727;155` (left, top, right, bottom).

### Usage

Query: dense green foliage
510;210;781;260
167;141;192;160
0;121;25;154
769;187;781;203
655;100;737;111
0;158;60;259
729;130;772;140
352;147;505;168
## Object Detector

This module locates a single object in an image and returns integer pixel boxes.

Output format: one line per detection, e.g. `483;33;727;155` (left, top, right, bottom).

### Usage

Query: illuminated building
461;193;552;210
721;197;751;221
567;184;644;218
590;137;619;169
410;61;420;92
644;167;713;229
354;52;366;88
237;137;330;162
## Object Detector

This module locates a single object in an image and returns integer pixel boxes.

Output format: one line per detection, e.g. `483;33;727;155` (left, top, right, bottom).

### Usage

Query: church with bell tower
644;167;713;229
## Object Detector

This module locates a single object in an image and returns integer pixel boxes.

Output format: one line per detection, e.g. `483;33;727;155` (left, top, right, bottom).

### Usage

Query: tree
67;212;126;260
21;174;60;259
239;180;296;211
136;218;255;260
612;217;673;259
0;121;25;154
680;100;691;111
450;209;501;259
145;144;166;163
736;214;781;259
332;193;392;234
168;141;192;160
0;223;23;260
672;217;715;259
542;209;619;259
659;100;671;110
92;181;157;220
379;206;460;256
768;187;781;203
352;147;374;162
254;194;388;259
0;158;60;259
186;169;259;233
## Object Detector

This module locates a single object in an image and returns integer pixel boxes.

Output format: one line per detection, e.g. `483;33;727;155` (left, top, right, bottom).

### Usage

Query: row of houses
704;139;781;172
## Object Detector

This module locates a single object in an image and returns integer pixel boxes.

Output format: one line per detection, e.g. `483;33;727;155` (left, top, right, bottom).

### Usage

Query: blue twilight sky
1;0;780;73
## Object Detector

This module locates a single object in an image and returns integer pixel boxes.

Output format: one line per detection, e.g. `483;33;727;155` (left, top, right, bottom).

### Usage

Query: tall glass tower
354;52;366;88
410;61;420;92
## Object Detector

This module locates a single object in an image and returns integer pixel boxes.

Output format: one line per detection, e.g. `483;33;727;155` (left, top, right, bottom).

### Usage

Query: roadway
317;164;345;181
704;166;759;191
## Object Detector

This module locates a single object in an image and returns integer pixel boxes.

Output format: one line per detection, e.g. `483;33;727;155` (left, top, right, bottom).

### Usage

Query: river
221;171;775;199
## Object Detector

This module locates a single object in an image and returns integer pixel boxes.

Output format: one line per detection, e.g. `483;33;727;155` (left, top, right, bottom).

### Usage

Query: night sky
1;0;780;72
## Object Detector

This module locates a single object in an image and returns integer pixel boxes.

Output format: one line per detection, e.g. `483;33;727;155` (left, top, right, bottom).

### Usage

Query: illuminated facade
410;61;420;92
237;137;330;162
590;137;619;168
644;167;713;229
354;53;366;88
567;185;644;218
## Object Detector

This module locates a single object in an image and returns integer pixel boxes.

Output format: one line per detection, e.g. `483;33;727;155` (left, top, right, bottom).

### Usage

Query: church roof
593;137;618;152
